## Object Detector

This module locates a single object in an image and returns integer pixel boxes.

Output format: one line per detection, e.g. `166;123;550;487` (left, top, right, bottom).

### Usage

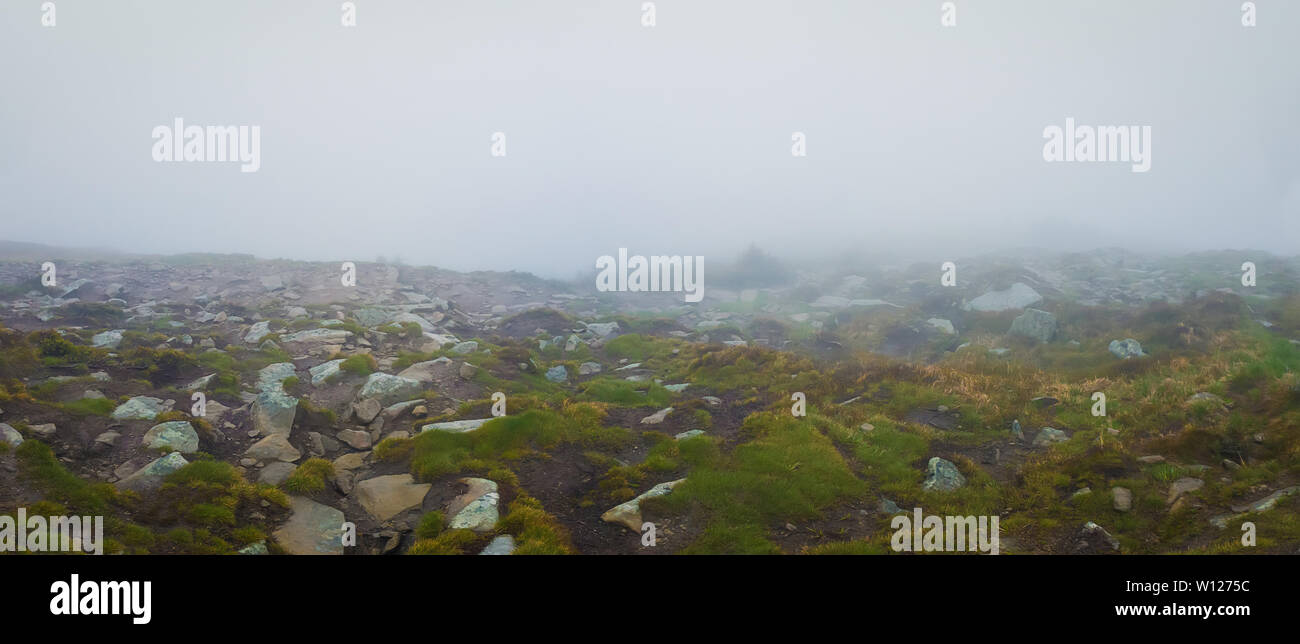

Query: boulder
1008;308;1057;343
1109;338;1146;359
252;389;298;437
0;423;23;448
352;398;382;424
243;321;272;344
116;452;189;493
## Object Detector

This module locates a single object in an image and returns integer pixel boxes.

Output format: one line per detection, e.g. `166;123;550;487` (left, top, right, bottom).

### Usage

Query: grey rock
111;396;172;421
965;283;1043;312
1109;338;1146;359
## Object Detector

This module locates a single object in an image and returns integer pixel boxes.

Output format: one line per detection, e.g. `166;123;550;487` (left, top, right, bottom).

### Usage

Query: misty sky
2;0;1298;278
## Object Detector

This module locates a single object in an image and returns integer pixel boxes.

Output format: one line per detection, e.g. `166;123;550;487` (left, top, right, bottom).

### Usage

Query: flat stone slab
273;497;345;555
420;418;491;434
355;474;432;522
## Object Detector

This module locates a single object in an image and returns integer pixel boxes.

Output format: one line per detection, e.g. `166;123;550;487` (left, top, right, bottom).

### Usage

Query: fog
2;0;1298;278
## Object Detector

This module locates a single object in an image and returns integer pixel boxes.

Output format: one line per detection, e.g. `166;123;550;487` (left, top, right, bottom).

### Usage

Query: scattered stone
449;341;478;355
244;434;301;463
1137;455;1165;464
28;423;56;439
336;429;372;450
1112;487;1133;512
479;534;516;555
640;407;673;425
421;418;491;434
674;429;705;440
352;398;382;424
1167;478;1204;505
257;461;297;486
545;365;568;383
578;361;602;375
601;479;685;532
1076;521;1120;553
1033;427;1069;447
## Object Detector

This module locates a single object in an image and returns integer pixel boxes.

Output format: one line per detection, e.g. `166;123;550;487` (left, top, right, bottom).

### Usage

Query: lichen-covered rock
142;420;199;454
358;372;423;407
447;478;500;533
116;452;189;493
111;396;172;421
921;457;966;492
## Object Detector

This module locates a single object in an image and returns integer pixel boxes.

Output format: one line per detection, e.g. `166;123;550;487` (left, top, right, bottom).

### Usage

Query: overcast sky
2;1;1297;277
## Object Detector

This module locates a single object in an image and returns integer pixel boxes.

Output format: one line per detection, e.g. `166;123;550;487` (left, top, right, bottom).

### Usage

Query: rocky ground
1;244;1298;555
